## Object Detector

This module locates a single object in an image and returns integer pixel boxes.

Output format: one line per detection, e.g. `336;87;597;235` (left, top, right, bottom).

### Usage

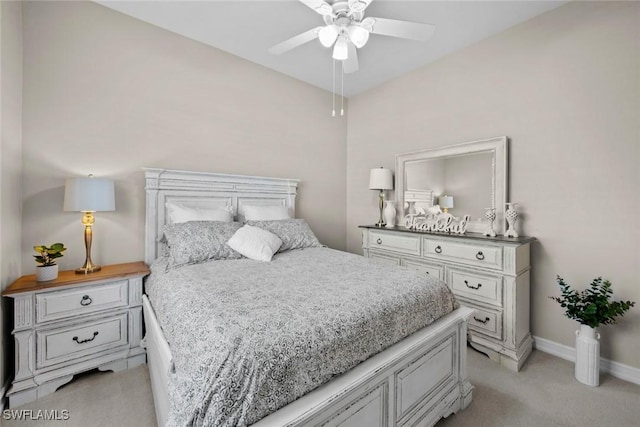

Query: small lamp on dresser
439;195;454;214
63;174;115;274
369;167;393;227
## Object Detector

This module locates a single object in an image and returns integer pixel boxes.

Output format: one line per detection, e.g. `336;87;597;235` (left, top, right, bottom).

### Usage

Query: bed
141;168;473;427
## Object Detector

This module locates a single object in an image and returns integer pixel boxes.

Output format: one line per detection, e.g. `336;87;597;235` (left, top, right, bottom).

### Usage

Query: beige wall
1;0;24;394
21;1;347;274
347;1;639;368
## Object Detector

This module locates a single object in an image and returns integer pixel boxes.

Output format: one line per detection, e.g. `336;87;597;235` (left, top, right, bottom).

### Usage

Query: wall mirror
395;136;508;234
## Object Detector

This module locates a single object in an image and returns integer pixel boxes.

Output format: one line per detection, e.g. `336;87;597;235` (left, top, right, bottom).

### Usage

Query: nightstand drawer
449;269;502;307
424;239;502;270
369;230;421;256
468;306;502;340
37;312;129;369
36;280;129;323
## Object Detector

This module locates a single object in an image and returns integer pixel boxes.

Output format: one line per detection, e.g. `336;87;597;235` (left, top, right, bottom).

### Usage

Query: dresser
2;262;149;407
360;225;535;371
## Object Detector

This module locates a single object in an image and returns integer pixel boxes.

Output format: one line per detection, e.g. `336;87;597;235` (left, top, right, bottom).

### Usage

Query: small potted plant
550;276;635;386
34;243;67;282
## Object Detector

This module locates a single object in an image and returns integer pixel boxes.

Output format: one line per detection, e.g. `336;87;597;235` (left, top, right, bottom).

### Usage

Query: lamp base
76;265;101;274
374;220;385;227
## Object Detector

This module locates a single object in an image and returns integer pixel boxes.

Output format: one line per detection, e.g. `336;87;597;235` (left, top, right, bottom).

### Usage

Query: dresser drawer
369;230;421;256
36;312;129;369
468;306;502;340
36;280;129;323
424;239;502;270
402;259;444;280
448;269;502;307
368;251;401;266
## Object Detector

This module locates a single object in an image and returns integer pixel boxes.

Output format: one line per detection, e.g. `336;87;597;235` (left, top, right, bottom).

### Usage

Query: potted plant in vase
550;276;635;386
34;243;67;282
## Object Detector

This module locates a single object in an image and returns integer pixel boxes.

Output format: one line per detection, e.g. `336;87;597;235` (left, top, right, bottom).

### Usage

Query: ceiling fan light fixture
348;25;370;48
315;3;333;15
332;37;349;60
348;0;372;13
318;25;340;48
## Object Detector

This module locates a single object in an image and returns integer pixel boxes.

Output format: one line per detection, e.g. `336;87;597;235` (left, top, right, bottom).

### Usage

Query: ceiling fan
269;0;435;74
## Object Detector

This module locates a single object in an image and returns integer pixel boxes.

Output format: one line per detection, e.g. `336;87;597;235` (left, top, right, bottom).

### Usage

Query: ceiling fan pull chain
332;58;336;117
340;60;345;116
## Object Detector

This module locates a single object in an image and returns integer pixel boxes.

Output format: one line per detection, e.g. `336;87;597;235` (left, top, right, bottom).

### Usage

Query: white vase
575;324;600;386
504;202;519;238
484;208;496;237
384;201;396;228
36;264;59;282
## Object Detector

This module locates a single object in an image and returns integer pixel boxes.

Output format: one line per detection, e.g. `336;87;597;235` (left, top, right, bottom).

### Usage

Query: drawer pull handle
434;245;442;254
376;238;382;245
476;251;485;260
474;316;490;324
80;295;93;306
73;331;99;344
464;280;482;290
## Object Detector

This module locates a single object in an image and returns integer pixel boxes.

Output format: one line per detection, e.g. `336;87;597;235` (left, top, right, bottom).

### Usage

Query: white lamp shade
348;25;370;48
369;168;393;190
439;195;454;209
64;177;115;212
332;37;349;60
319;25;339;48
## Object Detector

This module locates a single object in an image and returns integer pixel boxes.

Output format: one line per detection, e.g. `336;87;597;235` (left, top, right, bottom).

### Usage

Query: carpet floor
4;347;639;426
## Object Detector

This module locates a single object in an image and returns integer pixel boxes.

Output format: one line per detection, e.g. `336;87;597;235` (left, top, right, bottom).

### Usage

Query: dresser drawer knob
475;251;485;260
474;316;490;324
80;295;93;306
376;238;382;245
73;331;99;344
464;280;482;290
434;245;442;254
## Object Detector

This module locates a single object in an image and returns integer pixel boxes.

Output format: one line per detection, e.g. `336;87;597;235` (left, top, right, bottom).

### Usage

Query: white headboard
144;168;299;265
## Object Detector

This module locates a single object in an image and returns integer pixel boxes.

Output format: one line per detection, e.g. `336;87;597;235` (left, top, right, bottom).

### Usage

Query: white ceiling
96;1;566;97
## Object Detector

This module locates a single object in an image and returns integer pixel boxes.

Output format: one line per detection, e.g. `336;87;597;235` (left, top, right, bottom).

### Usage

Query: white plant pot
384;201;396;228
575;324;600;386
36;264;59;282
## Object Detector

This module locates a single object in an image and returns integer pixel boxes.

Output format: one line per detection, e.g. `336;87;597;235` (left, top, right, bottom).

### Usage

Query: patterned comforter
145;247;459;427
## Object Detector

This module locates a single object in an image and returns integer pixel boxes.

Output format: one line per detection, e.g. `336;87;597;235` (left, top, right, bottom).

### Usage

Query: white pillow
242;205;290;221
166;203;233;223
227;225;283;262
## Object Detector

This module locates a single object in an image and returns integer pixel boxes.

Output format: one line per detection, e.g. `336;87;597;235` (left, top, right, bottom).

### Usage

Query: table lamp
439;195;454;214
64;175;115;274
369;167;393;227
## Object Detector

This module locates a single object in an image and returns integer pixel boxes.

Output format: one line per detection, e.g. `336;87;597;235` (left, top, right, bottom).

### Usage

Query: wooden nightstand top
2;261;150;296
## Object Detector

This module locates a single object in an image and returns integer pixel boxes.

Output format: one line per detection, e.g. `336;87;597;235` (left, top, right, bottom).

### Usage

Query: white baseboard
533;335;640;385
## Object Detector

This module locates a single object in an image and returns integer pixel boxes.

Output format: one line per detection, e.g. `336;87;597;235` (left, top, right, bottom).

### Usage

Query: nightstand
2;261;150;407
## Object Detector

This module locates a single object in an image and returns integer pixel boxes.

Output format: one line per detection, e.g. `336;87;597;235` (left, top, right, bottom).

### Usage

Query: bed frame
141;168;473;427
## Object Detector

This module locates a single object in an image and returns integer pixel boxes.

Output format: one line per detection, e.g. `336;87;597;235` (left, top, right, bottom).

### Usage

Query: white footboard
142;298;473;427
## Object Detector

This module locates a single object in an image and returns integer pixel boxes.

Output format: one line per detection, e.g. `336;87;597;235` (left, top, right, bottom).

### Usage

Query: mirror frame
395;136;508;234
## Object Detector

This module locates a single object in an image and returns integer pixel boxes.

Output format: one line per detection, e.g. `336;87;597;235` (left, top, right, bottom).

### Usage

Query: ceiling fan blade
368;17;435;42
269;27;322;55
343;43;359;74
299;0;334;16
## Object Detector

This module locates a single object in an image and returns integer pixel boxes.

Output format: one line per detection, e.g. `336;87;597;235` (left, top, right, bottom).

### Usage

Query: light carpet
3;347;639;426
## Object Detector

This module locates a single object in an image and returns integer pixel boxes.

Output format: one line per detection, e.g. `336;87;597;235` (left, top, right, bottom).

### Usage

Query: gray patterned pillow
246;219;323;252
162;221;243;268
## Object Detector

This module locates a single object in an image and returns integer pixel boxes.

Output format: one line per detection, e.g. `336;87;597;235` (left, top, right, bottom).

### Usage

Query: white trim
533;335;640;385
